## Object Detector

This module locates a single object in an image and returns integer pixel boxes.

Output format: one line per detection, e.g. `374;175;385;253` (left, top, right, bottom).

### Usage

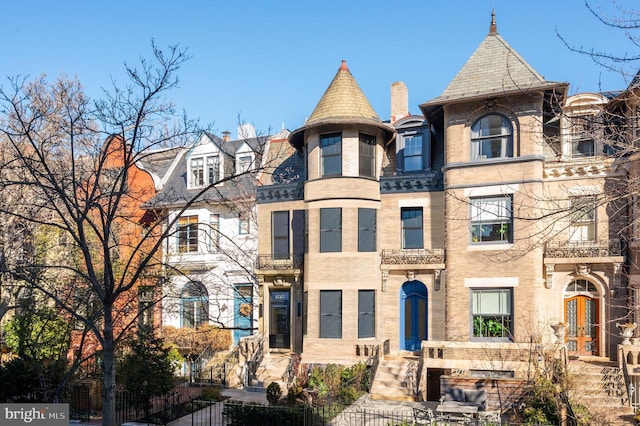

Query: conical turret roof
421;12;566;114
290;60;394;149
306;60;381;125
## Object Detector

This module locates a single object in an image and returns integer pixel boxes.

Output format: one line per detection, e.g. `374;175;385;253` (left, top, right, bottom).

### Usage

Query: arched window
471;114;513;160
180;281;209;328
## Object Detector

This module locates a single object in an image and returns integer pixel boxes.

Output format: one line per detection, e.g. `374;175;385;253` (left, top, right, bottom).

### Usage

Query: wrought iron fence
114;386;201;425
183;400;511;426
69;383;91;423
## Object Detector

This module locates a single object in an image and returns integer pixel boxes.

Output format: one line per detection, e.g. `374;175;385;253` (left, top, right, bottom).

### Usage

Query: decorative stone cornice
380;172;442;194
543;158;614;179
381;249;445;265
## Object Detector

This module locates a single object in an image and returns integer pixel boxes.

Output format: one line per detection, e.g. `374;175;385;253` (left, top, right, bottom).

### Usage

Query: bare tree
0;43;204;425
558;0;640;84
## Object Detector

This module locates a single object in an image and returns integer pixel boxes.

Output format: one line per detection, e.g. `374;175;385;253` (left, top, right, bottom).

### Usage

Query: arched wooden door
565;294;599;356
400;281;428;351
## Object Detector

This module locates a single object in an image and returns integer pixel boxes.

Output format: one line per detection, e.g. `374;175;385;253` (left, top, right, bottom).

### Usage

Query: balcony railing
381;248;445;265
544;239;622;258
255;254;303;271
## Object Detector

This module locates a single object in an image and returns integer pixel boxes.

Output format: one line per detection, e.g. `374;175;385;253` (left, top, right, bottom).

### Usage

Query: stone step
369;359;417;402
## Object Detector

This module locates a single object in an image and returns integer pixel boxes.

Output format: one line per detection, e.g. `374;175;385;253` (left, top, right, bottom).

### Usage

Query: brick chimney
222;130;231;141
390;82;409;124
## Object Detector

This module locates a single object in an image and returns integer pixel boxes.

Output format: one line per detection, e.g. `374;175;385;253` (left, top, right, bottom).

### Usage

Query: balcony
381;248;445;270
544;239;623;264
255;255;303;273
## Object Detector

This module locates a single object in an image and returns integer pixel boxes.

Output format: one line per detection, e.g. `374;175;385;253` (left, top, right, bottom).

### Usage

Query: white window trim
464;277;519;287
188;154;221;189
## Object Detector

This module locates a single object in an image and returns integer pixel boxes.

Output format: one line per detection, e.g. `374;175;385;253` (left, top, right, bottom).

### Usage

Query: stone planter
617;323;637;345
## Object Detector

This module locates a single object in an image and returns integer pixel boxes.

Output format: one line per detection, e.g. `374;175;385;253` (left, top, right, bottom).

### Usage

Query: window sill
468;243;513;251
470;337;513;343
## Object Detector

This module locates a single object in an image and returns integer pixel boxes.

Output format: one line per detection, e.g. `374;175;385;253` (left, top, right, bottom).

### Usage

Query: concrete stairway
198;349;238;385
567;359;635;425
370;358;419;402
253;352;292;390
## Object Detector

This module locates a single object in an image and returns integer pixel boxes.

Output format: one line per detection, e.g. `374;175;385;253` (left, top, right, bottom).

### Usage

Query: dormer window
570;115;595;158
207;156;220;184
471;114;513;160
190;158;204;187
190;155;220;188
395;119;430;174
403;134;424;172
237;155;253;173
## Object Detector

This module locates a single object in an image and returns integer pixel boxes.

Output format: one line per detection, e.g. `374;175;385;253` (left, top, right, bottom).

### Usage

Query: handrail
191;344;214;382
239;334;264;387
404;360;418;395
415;346;426;399
366;344;381;392
619;346;634;407
282;354;300;386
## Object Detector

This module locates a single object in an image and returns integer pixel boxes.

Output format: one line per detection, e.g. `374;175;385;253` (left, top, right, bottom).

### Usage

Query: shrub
266;382;282;405
338;385;359;405
201;386;222;401
286;382;303;406
223;401;312;426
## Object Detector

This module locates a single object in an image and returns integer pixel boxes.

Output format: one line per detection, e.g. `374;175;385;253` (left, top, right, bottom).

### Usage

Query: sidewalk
69;388;269;426
167;388;268;426
71;389;438;426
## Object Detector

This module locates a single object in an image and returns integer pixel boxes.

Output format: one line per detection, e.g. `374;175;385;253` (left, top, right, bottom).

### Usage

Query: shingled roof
289;60;394;149
421;12;566;115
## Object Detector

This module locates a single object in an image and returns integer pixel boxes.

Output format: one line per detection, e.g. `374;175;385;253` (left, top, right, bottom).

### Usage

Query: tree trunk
101;346;116;426
101;307;116;426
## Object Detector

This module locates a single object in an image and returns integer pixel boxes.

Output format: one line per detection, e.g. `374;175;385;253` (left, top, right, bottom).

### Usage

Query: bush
266;382;282;405
201;386;222;401
338;385;359;405
223;401;312;426
286;382;303;406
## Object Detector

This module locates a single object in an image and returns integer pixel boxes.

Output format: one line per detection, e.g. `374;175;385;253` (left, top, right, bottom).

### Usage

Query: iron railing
256;254;304;271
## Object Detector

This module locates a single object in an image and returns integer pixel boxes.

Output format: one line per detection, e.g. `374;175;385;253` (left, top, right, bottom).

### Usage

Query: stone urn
551;323;566;343
617;323;638;345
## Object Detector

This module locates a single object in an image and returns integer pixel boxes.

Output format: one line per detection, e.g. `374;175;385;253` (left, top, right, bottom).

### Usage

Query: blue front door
400;281;428;351
233;285;253;345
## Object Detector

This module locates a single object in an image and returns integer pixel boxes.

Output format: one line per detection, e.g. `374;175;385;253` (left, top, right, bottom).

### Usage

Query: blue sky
2;1;636;138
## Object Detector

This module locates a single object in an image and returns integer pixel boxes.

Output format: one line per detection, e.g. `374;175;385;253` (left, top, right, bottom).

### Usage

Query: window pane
359;134;376;177
358;290;375;338
358;208;376;252
190;158;204;187
403;135;423;171
272;211;290;259
472;288;511;339
471;115;512;160
570;197;596;242
181;282;209;328
321;134;342;176
207;156;219;184
178;216;199;252
208;214;219;252
320;290;342;338
320;208;342;252
402;207;423;249
470;197;512;243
